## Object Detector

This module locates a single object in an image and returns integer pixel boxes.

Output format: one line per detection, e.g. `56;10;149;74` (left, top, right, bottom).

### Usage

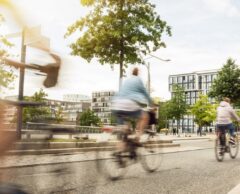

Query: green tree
0;14;15;94
209;58;240;104
53;106;64;124
166;84;189;131
157;101;168;131
23;89;51;123
190;95;216;129
65;0;171;85
77;109;101;126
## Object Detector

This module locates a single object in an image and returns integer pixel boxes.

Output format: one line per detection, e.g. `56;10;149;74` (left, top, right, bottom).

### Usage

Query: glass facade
168;71;218;132
92;91;115;124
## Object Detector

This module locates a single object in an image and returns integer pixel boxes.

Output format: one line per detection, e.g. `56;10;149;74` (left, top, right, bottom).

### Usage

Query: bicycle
96;125;163;180
215;126;239;162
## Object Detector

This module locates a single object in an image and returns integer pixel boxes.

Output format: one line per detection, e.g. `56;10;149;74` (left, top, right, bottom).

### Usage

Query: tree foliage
53;106;64;124
166;85;188;120
65;0;171;80
23;89;51;123
76;109;101;126
157;101;168;130
190;95;216;128
208;58;240;104
22;89;63;124
0;14;15;93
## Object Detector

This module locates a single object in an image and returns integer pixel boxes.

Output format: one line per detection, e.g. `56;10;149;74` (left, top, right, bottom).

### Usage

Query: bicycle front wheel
229;134;239;159
96;142;127;180
140;134;163;172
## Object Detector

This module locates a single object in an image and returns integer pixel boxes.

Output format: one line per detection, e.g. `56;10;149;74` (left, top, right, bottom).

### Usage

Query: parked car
160;128;169;135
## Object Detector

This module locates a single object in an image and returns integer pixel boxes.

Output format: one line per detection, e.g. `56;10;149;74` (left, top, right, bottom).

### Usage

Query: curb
13;139;173;150
172;137;211;141
7;143;180;155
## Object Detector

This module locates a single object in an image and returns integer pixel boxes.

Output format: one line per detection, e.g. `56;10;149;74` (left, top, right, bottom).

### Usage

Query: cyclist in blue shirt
111;67;152;145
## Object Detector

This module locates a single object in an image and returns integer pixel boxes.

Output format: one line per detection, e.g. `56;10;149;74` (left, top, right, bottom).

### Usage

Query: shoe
229;137;235;145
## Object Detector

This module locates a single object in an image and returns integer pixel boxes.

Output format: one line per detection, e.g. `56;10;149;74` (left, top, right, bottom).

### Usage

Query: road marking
228;184;240;194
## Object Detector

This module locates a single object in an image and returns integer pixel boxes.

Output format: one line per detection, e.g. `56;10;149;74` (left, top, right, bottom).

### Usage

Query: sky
1;0;240;100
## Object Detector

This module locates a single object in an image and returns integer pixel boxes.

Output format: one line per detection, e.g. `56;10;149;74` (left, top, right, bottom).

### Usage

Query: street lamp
142;54;171;94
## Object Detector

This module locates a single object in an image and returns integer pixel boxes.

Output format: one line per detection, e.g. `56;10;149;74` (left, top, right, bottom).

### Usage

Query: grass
48;138;97;142
20;138;97;143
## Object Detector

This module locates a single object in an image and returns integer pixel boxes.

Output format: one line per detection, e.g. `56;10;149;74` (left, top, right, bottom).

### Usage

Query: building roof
169;69;220;77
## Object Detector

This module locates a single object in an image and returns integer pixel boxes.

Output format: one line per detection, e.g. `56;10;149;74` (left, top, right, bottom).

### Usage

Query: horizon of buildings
4;67;220;127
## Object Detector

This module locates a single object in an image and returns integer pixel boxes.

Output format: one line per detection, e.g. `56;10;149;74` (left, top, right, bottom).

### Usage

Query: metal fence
26;122;102;133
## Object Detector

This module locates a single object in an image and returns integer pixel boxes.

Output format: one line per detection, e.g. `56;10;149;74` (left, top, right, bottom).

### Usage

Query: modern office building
46;99;91;122
168;69;218;132
3;95;91;125
92;90;115;124
63;94;91;102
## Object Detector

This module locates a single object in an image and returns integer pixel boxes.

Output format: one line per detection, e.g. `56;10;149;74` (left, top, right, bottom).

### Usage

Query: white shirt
111;99;141;111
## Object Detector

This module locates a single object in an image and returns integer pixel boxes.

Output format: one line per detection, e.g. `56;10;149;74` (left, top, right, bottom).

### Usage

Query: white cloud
203;0;240;17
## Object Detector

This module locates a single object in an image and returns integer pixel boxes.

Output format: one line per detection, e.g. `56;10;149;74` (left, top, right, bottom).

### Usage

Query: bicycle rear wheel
215;137;224;162
229;134;239;159
96;141;127;180
140;133;163;172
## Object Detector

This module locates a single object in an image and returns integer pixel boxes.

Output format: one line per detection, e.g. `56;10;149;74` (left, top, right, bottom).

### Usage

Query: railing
26;122;102;133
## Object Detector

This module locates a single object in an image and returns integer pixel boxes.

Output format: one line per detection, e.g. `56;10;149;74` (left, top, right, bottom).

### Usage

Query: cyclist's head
132;67;139;76
223;97;231;103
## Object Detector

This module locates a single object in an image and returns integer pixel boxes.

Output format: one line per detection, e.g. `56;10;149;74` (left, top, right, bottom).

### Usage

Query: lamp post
143;54;171;94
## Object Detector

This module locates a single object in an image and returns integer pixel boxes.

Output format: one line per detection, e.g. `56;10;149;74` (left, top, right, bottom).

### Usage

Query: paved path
2;142;240;194
0;137;214;168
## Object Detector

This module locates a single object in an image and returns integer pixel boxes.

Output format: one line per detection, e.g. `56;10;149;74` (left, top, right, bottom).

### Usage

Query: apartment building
92;90;115;124
168;69;218;132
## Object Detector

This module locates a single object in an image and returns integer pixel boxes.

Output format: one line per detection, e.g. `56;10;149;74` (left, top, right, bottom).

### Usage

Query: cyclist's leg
113;110;144;151
228;123;235;136
135;110;149;141
217;125;226;147
228;123;236;144
112;110;128;152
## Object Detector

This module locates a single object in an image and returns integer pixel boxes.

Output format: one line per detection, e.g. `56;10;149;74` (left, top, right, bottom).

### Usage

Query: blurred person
216;97;240;153
173;128;176;135
0;102;29;194
111;67;152;150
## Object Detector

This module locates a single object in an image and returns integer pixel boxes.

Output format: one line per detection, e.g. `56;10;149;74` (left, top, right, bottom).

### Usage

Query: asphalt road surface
0;139;240;194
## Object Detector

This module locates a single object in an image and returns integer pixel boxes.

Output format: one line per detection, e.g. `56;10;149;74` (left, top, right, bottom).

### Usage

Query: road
1;139;240;194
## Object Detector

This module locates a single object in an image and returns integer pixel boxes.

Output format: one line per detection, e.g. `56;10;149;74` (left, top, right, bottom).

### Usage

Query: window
178;77;182;83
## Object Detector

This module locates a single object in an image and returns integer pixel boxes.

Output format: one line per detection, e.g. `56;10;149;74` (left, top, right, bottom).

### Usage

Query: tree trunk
119;0;124;90
177;120;180;133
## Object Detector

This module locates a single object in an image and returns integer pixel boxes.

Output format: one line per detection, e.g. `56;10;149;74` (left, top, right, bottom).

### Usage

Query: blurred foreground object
2;52;61;88
0;102;16;155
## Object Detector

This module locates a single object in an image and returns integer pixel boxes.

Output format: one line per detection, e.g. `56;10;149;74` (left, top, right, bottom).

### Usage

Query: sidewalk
158;133;215;141
0;133;215;168
0;144;211;169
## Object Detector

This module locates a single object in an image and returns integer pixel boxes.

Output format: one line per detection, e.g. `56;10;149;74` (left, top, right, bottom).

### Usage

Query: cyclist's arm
229;108;240;122
138;79;152;105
